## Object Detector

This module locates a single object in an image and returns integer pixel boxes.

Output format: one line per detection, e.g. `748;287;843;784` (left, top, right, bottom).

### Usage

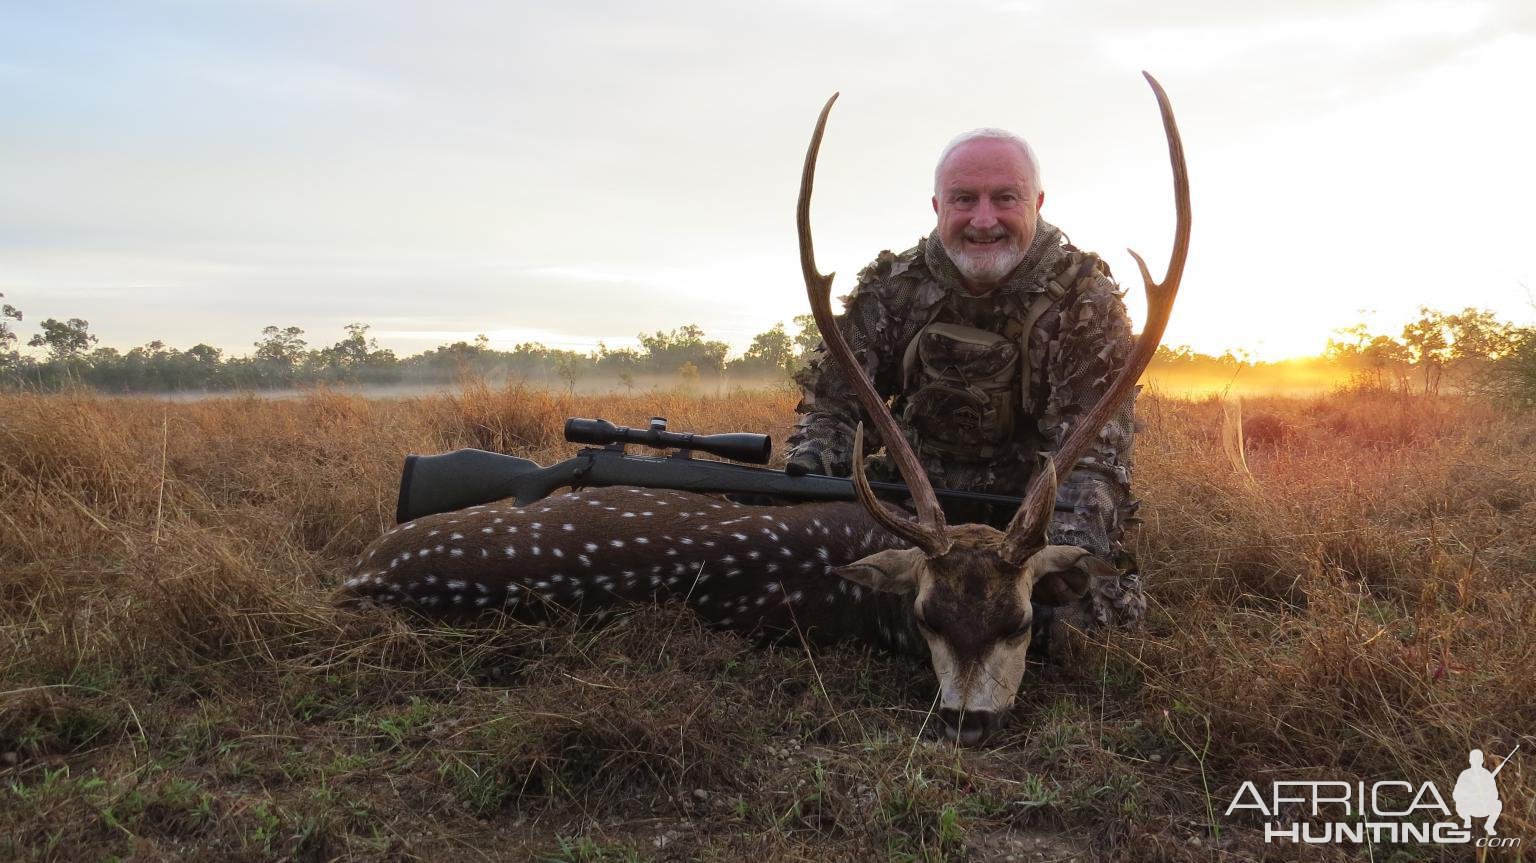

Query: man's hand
783;446;832;477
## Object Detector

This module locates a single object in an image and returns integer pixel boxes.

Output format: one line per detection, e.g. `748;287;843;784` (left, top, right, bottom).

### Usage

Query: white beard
944;233;1025;286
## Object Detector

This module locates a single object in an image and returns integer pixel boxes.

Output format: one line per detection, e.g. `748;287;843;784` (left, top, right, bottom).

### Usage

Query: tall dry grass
0;381;1531;861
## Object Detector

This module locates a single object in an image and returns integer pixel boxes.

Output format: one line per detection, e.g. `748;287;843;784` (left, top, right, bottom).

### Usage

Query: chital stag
338;72;1189;744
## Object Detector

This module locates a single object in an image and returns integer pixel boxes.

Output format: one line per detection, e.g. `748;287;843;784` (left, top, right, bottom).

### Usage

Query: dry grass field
1;381;1532;862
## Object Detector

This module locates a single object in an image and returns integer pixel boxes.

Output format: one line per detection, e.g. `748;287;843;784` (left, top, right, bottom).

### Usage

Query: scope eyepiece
564;417;621;446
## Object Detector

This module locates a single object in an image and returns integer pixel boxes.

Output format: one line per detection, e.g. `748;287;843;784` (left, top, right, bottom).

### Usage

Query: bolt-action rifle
396;416;1064;524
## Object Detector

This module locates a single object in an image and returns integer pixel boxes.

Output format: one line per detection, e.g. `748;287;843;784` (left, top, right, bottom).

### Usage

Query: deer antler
999;71;1191;565
798;93;951;556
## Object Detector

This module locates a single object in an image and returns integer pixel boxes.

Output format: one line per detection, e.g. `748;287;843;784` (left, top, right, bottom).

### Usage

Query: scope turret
564;417;771;465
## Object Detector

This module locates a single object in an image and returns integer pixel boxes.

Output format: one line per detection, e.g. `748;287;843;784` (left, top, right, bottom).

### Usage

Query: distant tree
185;343;223;366
253;325;308;385
1361;335;1412;391
315;323;399;382
618;371;636;394
1485;325;1536;407
790;313;821;369
1436;307;1522;394
638;324;729;376
593;341;643;376
255;325;307;364
553;351;583;392
0;293;21;375
677;360;700;390
1324;323;1373;361
0;293;19;352
734;322;796;378
28;317;98;362
1327;322;1413;392
1401;308;1450;395
1442;308;1521;361
505;342;551;378
177;343;226;389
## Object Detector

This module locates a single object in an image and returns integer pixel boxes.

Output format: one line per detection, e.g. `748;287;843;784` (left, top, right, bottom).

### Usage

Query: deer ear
833;548;925;595
1024;545;1117;605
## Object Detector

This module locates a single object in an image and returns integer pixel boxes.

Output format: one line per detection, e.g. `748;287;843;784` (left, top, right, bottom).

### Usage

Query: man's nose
969;200;998;228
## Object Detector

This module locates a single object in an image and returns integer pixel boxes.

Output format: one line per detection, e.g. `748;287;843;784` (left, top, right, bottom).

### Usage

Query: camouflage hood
922;218;1072;299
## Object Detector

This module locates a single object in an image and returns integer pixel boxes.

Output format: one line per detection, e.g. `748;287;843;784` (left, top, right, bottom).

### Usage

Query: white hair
933;128;1043;197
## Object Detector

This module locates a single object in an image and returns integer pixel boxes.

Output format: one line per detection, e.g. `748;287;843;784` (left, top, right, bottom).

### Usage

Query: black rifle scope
564;417;771;465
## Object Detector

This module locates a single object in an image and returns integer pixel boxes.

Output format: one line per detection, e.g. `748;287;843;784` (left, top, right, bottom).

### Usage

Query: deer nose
938;708;998;746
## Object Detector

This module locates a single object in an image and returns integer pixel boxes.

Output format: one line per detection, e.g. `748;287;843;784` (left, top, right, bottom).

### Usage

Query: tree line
1149;306;1534;403
0;297;823;393
2;293;1532;404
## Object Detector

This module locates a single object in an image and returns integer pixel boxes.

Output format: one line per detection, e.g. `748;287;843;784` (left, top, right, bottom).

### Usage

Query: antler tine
849;422;949;552
798;93;950;556
1001;71;1191;564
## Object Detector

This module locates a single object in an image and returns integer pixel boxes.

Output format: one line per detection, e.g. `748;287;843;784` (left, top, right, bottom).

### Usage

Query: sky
2;0;1534;363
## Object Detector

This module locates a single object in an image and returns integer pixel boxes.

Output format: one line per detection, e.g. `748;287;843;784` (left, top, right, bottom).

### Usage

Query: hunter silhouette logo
1454;745;1517;836
1226;744;1522;848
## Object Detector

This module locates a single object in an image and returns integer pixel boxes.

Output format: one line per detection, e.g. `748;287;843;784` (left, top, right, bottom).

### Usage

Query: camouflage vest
898;255;1099;460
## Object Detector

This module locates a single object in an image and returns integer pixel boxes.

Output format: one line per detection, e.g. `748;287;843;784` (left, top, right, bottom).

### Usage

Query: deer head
799;72;1189;744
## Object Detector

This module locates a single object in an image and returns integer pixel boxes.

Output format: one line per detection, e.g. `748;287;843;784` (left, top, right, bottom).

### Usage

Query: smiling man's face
933;138;1044;294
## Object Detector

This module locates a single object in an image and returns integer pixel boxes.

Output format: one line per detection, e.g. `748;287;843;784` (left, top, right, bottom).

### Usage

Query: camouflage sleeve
785;252;910;476
1039;270;1139;562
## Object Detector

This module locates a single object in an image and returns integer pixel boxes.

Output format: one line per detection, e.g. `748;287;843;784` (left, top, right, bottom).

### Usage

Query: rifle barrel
1491;743;1520;778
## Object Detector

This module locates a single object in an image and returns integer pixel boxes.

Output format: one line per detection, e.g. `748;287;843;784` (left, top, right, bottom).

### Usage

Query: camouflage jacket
786;220;1144;626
